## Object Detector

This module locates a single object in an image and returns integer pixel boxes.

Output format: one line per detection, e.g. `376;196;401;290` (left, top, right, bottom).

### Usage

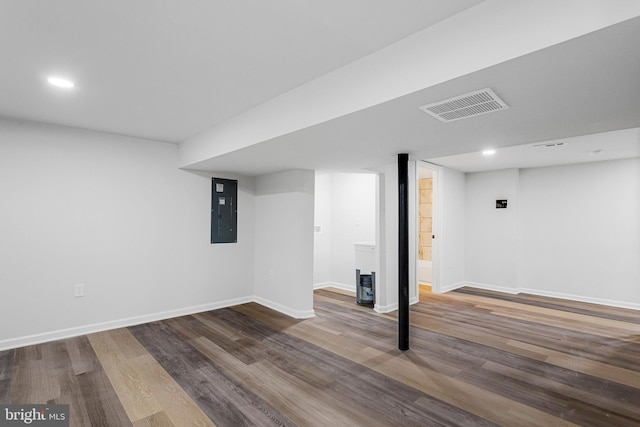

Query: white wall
465;168;519;290
312;172;376;290
376;163;399;312
0;118;256;348
313;173;332;285
254;170;315;318
330;173;376;288
439;167;467;291
6;118;634;352
463;158;640;308
518;158;640;306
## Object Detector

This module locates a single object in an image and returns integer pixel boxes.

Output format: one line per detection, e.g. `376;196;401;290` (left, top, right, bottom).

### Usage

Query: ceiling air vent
533;141;567;148
419;88;508;122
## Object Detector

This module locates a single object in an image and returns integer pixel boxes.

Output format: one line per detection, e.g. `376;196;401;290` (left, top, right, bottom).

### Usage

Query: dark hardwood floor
1;287;639;426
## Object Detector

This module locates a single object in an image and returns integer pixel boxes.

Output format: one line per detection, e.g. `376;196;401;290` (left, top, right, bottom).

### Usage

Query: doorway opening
415;161;441;301
312;171;377;303
417;168;433;295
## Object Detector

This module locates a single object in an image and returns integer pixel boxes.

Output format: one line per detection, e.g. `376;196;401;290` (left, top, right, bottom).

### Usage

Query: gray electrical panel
211;178;238;244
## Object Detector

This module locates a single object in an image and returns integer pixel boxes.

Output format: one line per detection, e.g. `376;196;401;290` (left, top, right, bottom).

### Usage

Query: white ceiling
189;15;640;175
428;128;640;173
0;0;482;143
1;1;639;175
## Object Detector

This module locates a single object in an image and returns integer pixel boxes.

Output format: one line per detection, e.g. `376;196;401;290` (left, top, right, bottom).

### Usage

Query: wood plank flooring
1;287;639;426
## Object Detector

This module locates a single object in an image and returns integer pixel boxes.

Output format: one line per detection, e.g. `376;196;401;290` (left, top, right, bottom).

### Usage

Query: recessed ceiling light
482;149;496;156
47;77;75;88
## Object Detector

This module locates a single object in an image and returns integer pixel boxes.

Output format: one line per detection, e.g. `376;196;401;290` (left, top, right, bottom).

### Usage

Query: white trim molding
459;282;640;311
0;293;320;351
518;287;640;311
6;283;635;351
374;302;397;313
464;281;520;295
0;296;253;352
437;281;467;294
253;296;316;320
313;281;355;292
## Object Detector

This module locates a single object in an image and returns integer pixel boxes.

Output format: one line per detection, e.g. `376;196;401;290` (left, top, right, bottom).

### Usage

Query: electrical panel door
211;178;238;243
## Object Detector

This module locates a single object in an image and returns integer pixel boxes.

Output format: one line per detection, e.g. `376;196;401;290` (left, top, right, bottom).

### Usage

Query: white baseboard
518;287;640;311
437;281;466;294
0;296;253;352
374;296;418;313
460;282;640;311
0;293;318;351
253;296;315;319
8;282;634;352
313;281;333;289
314;281;355;292
374;303;397;313
464;281;520;295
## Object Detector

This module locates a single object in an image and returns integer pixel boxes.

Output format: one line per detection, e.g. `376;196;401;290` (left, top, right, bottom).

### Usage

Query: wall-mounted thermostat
496;199;508;209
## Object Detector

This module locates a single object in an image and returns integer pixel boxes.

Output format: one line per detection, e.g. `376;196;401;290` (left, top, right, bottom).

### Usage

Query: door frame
411;161;443;297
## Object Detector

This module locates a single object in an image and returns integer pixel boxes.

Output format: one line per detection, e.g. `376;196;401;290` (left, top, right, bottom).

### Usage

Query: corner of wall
253;169;315;317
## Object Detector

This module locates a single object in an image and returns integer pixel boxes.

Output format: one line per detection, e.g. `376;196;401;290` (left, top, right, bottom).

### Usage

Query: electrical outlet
74;284;84;298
